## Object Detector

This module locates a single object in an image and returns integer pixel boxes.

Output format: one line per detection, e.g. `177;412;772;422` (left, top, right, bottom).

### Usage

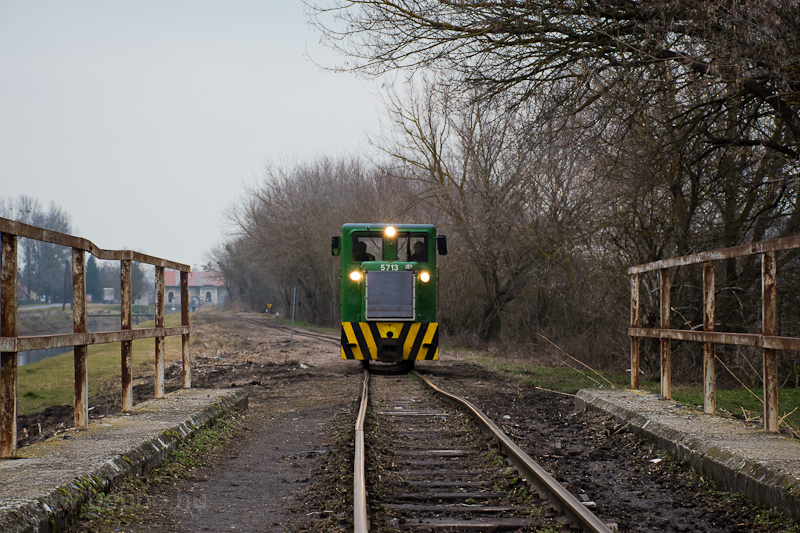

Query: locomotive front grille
365;270;414;320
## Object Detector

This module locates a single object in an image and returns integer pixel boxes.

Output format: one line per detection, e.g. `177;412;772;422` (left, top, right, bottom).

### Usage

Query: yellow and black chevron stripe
340;322;439;361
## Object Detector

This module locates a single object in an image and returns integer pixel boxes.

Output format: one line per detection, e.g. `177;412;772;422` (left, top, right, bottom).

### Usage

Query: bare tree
581;68;800;376
220;156;400;324
374;79;600;341
1;196;73;303
310;0;800;161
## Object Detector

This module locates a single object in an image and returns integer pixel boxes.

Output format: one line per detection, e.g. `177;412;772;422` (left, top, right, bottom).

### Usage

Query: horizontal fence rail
0;217;192;458
628;234;800;432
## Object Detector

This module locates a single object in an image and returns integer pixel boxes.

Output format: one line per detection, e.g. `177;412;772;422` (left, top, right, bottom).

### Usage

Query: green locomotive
332;223;447;368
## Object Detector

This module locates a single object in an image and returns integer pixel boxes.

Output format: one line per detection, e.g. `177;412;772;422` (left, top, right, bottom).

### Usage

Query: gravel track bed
422;362;795;533
366;373;560;532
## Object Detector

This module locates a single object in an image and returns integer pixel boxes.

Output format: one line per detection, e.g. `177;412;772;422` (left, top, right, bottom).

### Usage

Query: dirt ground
34;310;797;532
63;311;362;532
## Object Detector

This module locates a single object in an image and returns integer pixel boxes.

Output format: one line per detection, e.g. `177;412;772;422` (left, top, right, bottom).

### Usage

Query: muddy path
66;311;362;532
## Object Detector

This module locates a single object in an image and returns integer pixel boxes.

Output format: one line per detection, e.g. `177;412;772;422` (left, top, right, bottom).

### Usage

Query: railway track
234;314;340;346
354;370;614;532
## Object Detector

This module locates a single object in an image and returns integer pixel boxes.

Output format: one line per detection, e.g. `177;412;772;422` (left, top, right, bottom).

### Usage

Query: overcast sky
0;1;384;269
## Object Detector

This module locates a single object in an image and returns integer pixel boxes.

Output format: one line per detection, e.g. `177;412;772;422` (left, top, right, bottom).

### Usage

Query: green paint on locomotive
331;223;446;362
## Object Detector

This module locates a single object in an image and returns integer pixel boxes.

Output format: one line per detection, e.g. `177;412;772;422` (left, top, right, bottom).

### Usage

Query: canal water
1;313;157;368
17;346;73;366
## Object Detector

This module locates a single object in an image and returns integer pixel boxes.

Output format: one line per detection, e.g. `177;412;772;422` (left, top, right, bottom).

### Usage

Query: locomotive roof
341;223;436;231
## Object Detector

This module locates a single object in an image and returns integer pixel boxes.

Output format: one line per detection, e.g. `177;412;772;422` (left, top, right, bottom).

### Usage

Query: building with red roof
163;270;228;309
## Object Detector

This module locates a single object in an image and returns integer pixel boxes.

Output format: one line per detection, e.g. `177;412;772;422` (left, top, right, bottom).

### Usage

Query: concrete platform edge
0;388;248;533
575;389;800;521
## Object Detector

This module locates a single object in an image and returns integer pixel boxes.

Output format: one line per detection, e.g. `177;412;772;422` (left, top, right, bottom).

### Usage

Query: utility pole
290;287;297;346
62;259;69;311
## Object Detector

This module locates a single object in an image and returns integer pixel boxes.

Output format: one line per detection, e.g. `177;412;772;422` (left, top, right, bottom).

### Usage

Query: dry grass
17;313;184;415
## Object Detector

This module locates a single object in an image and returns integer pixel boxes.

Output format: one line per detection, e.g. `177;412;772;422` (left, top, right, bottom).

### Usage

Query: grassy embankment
461;350;800;435
17;306;184;415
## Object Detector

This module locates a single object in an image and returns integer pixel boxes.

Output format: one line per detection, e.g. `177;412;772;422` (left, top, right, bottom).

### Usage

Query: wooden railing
629;234;800;432
0;217;192;457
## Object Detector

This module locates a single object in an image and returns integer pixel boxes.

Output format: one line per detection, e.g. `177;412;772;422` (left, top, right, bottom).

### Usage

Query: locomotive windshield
351;232;382;262
350;230;430;262
398;233;429;262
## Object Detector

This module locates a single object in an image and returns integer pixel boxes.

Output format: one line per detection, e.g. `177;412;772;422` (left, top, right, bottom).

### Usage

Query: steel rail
413;371;613;533
235;316;340;346
353;369;370;533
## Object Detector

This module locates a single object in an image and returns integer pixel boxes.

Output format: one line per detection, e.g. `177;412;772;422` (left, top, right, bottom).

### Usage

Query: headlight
384;226;396;237
419;271;431;283
349;271;363;282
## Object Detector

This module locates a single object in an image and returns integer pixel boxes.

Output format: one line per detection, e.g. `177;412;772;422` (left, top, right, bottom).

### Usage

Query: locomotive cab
333;223;446;367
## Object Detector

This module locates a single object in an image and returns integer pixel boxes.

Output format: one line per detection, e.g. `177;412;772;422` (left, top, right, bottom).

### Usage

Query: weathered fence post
120;258;133;411
762;251;778;432
72;248;88;430
630;272;640;390
1;232;18;457
659;268;671;399
155;266;165;399
703;261;716;415
181;270;191;389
